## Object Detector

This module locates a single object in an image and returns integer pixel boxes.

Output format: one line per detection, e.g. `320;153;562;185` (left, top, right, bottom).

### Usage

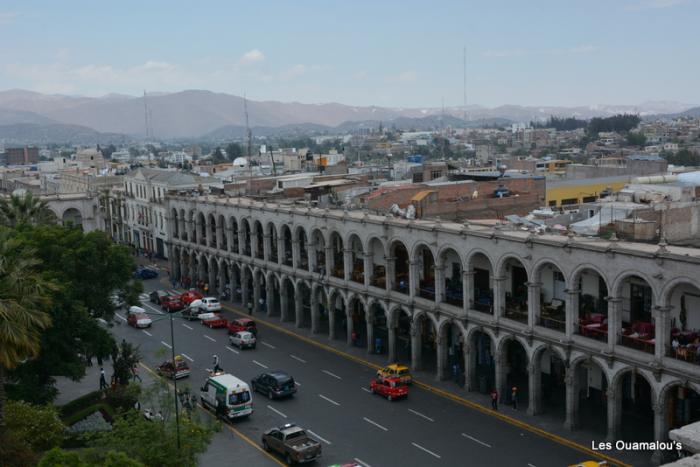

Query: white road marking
363;417;388;432
412;442;441;459
253;360;268;369
116;313;127;322
318;394;340;406
354;459;371;467
307;429;331;445
204;335;216;342
290;354;307;363
527;464;537;467
461;433;492;448
181;353;194;362
142;330;152;336
294;382;301;387
182;323;193;330
267;405;287;418
261;341;276;349
140;301;164;315
322;370;341;380
225;346;240;355
408;408;434;422
361;387;371;393
161;341;172;349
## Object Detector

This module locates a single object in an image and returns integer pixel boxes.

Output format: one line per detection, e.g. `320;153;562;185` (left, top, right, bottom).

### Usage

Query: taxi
567;462;607;467
376;364;412;384
180;290;203;305
369;376;409;401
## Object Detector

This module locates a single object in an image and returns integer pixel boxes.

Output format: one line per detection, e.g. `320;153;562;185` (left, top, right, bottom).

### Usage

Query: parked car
228;318;257;336
199;297;222;312
157;356;190;379
149;290;169;304
180;290;203;305
133;266;158;280
181;306;203;321
251;370;296;399
201;313;228;329
128;311;152;328
376;364;412;384
369;376;408;401
128;305;146;315
262;423;321;465
229;331;257;350
161;296;185;312
110;293;125;309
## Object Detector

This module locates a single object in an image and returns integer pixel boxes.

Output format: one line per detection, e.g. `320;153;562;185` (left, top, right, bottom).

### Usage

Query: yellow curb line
139;362;285;466
214;301;631;467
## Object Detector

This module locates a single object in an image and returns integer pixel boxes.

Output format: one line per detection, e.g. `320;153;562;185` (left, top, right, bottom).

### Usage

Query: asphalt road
113;278;609;467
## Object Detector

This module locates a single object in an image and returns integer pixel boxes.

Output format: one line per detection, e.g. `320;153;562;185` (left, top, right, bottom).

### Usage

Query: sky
0;0;698;108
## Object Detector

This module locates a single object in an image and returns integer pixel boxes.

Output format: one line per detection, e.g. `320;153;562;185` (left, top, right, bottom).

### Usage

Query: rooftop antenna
244;93;253;192
143;90;150;140
463;46;467;127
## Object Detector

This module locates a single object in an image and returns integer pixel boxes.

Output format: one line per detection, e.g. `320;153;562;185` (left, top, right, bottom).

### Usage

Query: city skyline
0;0;698;108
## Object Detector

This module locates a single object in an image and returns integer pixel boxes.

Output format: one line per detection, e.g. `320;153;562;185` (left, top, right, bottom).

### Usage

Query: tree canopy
531;116;587;131
587;113;641;136
0;192;57;228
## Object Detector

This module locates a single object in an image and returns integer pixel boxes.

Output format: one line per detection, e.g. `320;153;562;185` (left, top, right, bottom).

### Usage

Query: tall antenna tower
243;93;253;191
463;47;467;128
143;90;151;139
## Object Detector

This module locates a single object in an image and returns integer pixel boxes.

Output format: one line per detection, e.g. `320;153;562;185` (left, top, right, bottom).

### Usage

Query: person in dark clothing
99;368;108;390
511;386;518;409
490;388;499;410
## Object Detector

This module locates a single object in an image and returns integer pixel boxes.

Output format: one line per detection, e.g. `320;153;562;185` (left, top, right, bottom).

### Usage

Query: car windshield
228;391;251;406
398;369;409;375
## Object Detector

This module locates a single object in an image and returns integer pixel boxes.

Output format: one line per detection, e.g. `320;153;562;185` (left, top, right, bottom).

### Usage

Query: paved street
112;276;630;467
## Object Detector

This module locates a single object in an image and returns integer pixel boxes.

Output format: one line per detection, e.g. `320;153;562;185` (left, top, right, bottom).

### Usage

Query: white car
229;331;257;349
200;297;222;312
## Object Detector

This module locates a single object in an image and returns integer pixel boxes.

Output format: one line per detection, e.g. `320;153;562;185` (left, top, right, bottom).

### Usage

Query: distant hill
0;123;127;145
0;89;695;141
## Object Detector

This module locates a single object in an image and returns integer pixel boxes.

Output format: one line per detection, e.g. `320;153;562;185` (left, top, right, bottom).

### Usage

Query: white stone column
494;350;507;402
343;248;352;282
386;258;396;292
654;306;672;360
263;233;271;262
277;235;285;265
324;246;333;277
436;336;446;381
651;401;667;465
311;293;319;334
238;224;246;256
241;270;249;309
564;368;578;431
309;243;318;274
266;285;274;318
606;385;622;442
280;285;289;322
329;305;336;340
527;362;542;415
388;324;397;362
251;227;259;259
607;298;622;353
463;271;474;314
295;290;303;328
435;265;445;304
409;260;419;300
363;253;371;287
464;344;474;391
253;276;261;314
493;276;506;319
565;289;579;338
366;319;374;354
216;222;223;251
527;281;541;329
410;324;421;370
292;239;300;270
346;311;354;346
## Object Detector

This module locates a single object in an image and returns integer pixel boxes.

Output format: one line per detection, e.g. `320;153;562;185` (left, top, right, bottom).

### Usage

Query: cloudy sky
1;0;698;108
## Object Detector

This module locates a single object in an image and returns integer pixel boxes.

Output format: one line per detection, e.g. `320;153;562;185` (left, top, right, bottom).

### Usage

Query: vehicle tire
285;453;294;465
252;344;256;349
268;390;274;400
262;439;269;451
251;382;257;392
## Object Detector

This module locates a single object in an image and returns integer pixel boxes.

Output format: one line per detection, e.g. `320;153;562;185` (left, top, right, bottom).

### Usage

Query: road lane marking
261;341;276;349
182;323;193;330
196;291;632;467
137;362;285;467
253;360;268;369
461;433;492;448
161;341;172;349
527;464;537;467
142;330;152;336
181;353;194;362
363;417;388;432
322;369;341;380
307;429;331;445
116;313;127;321
354;459;371;467
294;382;301;387
361;387;371;393
290;354;307;363
267;405;287;418
140;301;164;315
318;394;340;406
408;408;434;422
204;334;216;342
225;346;240;354
411;442;441;459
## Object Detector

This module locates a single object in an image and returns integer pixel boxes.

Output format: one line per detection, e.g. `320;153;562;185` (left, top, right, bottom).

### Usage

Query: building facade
165;195;700;463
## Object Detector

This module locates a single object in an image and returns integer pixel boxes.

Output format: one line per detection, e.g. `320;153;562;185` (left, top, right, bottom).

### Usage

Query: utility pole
463;46;467;128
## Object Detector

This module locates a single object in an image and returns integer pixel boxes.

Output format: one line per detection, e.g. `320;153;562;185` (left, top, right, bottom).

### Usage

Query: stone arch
532;259;568;332
467;250;495;314
347;293;367;347
412;242;436;300
218;214;227;251
179;208;187;241
367;236;387;288
347;233;365;284
411;310;438;372
240;217;252;256
295;225;309;270
281;224;293;267
309;228;326;274
609;366;657;442
329;230;344;278
659;379;700;433
437;317;464;383
497;255;530;324
438;245;464;307
571;265;610;340
229;215;239;253
207;212;217;248
367;299;388;355
529;343;568;417
328;287;347;342
196;211;206;246
311;283;329;335
567;355;609;434
281;275;296;323
267;222;279;262
61;207;83;229
611;271;657;354
466;325;497;393
497;334;531;411
171;208;180;238
389;238;410;294
295;279;312;328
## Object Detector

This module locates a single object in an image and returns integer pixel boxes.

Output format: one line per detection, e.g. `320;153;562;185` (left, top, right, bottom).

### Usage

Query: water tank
407;155;423;163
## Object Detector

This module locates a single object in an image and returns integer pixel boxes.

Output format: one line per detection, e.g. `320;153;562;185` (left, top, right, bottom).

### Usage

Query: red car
127;311;152;328
200;313;228;329
227;318;257;336
369;377;408;401
180;290;203;305
161;296;185;312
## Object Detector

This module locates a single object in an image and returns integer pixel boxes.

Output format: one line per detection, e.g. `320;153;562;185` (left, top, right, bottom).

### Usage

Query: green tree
112;341;141;386
0;192;57;228
626;132;647;146
0;231;54;429
40;448;145;467
666;148;700;166
211;147;226;164
5;400;64;451
225;142;243;161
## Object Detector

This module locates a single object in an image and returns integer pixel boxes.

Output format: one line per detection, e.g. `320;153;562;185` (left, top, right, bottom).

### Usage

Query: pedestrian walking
511;386;518;409
132;365;142;382
375;336;383;354
247;301;253;315
204;283;209;295
351;330;359;347
212;354;221;373
99;368;108;390
490;388;499;410
259;297;265;313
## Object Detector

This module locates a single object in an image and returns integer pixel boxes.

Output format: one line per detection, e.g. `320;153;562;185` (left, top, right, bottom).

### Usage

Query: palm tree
0;192;57;228
0;231;53;431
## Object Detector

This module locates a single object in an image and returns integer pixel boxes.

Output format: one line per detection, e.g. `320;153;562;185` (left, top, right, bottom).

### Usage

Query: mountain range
0;89;696;143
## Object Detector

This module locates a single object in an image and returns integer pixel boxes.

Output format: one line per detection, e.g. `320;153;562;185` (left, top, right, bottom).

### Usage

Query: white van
200;373;253;420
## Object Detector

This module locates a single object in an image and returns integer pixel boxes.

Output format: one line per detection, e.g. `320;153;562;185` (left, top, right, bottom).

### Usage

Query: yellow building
546;176;630;208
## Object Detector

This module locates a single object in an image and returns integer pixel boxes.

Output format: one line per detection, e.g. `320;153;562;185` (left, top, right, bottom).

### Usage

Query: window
229;391;251;405
561;198;578;206
431;170;442;179
548;200;557;207
582;196;596;203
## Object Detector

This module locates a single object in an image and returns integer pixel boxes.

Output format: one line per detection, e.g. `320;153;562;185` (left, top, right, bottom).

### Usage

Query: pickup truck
262;423;321;465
